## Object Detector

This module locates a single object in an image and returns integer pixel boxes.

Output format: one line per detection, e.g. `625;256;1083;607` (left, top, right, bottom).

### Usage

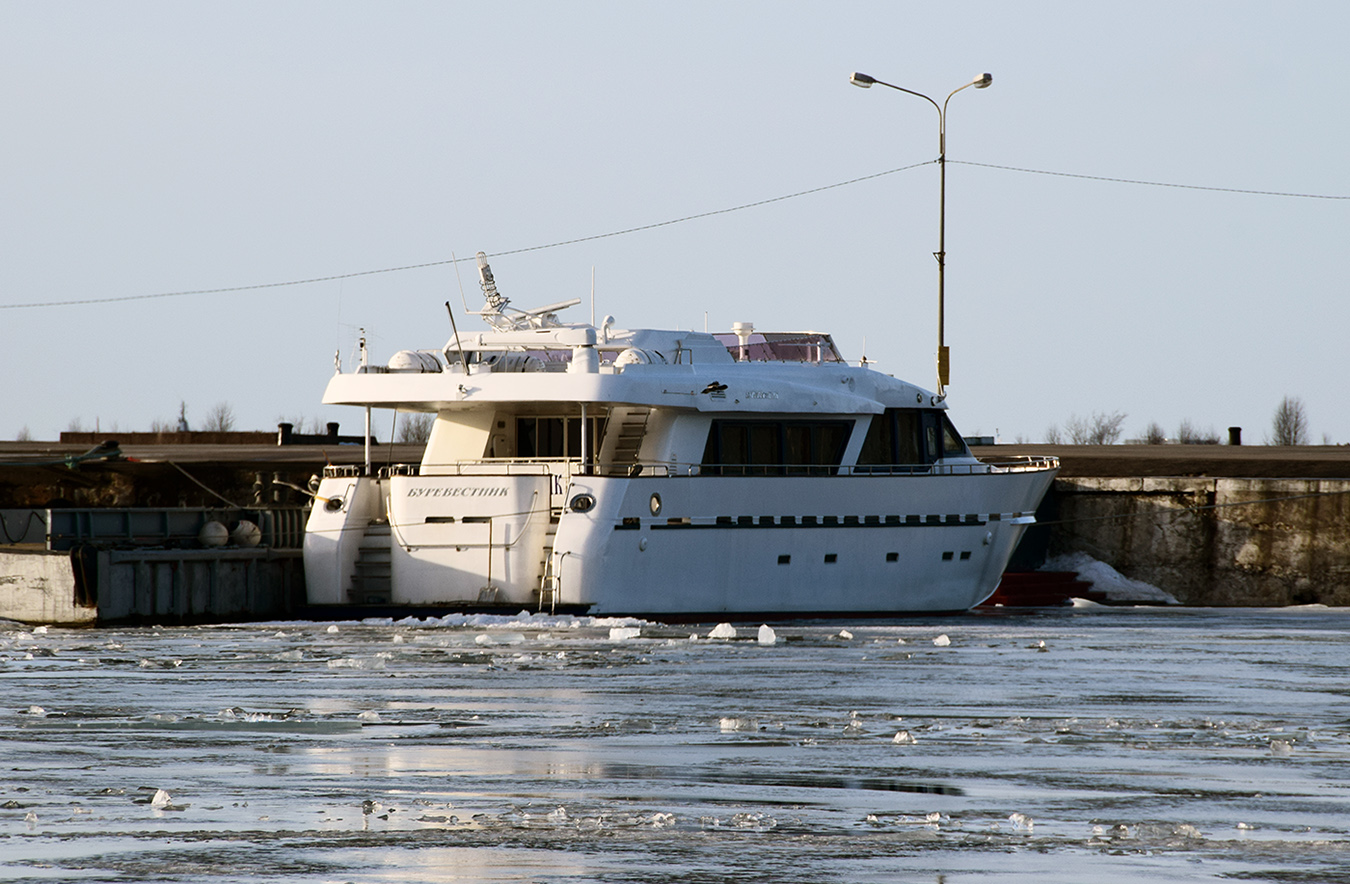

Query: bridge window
701;420;852;476
858;409;969;468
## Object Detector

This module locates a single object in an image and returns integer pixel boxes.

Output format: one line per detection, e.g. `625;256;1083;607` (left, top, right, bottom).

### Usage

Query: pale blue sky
3;2;1346;443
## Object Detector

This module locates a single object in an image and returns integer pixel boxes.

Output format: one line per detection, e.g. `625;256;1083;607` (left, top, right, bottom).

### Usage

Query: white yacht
303;255;1058;617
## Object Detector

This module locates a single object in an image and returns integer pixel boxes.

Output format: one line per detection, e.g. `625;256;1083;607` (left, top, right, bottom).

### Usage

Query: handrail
327;455;1059;481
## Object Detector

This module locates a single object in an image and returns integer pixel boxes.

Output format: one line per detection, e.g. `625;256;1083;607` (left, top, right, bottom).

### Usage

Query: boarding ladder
348;519;392;604
535;509;562;613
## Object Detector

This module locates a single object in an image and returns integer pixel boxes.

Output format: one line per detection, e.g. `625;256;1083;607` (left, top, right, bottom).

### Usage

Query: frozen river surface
3;605;1349;883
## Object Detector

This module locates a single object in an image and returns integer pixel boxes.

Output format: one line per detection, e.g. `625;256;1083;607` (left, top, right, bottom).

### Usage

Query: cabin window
941;414;968;457
701;420;851;476
514;416;606;459
857;409;967;468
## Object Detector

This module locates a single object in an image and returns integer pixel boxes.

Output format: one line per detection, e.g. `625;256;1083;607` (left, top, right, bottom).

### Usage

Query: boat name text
746;390;779;400
406;486;509;498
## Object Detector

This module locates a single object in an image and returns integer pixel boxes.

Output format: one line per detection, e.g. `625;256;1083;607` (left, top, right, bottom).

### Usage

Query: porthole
649;493;662;516
570;493;596;513
324;496;344;512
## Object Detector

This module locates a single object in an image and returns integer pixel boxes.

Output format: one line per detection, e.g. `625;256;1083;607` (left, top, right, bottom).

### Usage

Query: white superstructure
303;255;1058;617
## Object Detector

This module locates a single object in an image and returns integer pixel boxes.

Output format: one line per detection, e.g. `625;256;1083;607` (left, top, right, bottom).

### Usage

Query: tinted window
857;409;926;466
703;420;852;475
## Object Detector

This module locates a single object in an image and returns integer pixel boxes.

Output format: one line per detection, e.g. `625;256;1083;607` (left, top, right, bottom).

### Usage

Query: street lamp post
850;70;992;398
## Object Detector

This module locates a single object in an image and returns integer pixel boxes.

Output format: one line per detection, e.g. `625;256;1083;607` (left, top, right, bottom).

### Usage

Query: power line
0;162;932;311
951;160;1350;200
3;158;1346;311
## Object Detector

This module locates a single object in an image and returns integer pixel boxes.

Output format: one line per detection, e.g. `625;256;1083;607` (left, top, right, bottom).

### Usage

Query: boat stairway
534;510;562;612
349;519;392;604
609;407;650;473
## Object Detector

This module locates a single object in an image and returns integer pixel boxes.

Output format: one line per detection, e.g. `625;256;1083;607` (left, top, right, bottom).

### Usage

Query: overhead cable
951;160;1350;200
3;158;1346;311
0;162;932;311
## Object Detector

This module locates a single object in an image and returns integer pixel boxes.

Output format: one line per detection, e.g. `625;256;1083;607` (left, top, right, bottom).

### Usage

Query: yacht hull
303;466;1056;616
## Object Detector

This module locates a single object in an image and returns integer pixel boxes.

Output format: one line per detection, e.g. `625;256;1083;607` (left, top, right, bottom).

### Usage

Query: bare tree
1143;421;1167;445
201;402;237;433
278;414;325;435
16;426;32;442
398;412;435;443
66;417;86;433
1270;396;1309;446
1064;414;1089;444
1044;424;1063;444
1064;411;1127;445
1176;420;1219;445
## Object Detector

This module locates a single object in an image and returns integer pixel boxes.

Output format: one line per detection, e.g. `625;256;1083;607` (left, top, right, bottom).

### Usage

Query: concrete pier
977;445;1350;606
0;438;417;625
1047;476;1350;606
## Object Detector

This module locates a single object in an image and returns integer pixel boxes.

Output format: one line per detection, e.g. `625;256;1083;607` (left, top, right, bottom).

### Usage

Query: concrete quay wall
0;545;303;626
1048;476;1350;606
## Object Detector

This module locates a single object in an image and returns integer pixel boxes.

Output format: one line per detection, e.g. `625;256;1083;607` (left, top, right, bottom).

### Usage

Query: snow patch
1045;552;1179;604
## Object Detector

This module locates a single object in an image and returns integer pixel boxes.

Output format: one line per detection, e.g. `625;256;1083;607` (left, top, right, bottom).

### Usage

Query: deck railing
324;455;1059;481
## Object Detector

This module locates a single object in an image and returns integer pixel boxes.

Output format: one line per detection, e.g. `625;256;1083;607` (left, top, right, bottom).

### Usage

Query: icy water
3;607;1349;883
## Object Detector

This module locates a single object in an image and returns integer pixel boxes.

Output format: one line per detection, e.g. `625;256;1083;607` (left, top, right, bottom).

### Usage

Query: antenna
590;266;595;328
444;301;471;374
451;252;470;313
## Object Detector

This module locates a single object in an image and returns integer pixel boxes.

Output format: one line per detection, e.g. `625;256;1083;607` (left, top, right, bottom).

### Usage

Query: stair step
348;517;394;603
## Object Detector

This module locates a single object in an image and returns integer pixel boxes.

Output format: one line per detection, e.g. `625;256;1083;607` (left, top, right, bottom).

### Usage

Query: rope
0;509;46;544
166;461;246;509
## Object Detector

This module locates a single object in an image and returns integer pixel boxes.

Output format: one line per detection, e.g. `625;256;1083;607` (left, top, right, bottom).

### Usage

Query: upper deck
323;323;940;416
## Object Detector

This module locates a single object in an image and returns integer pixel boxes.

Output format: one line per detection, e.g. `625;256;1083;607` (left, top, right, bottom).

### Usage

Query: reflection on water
3;606;1349;882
